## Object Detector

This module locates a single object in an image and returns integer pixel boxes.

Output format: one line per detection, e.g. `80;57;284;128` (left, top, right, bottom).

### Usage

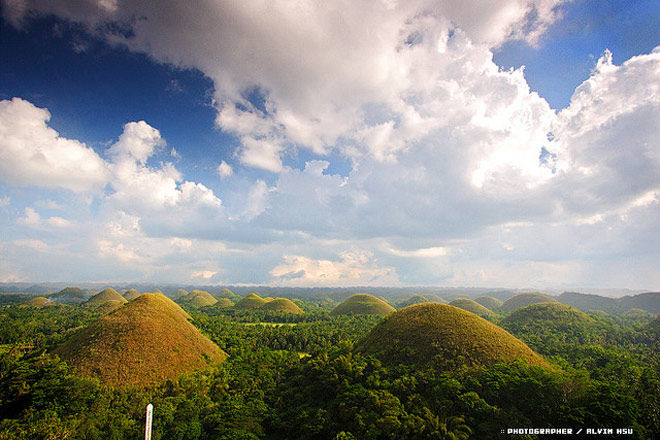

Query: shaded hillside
558;292;619;314
330;294;396;317
234;292;268;310
53;293;226;388
448;298;493;317
259;298;303;314
172;288;188;299
84;289;127;308
500;303;603;345
501;293;557;313
356;303;548;370
396;295;430;309
215;298;234;308
620;292;660;314
474;296;503;310
123;289;141;301
50;287;89;305
180;290;218;308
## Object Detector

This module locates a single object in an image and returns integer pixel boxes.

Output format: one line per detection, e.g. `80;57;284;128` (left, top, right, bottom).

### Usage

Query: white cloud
0;97;109;192
191;270;217;280
270;251;400;287
13;238;49;251
0;196;10;208
217;160;233;178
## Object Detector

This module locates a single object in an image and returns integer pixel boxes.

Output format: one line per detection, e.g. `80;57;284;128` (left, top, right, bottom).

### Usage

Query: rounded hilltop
260;298;303;314
53;293;226;388
448;298;493;317
501;293;557;313
330;294;396;317
356;303;548;370
500;302;599;343
397;294;434;309
24;296;53;308
179;289;217;308
474;296;503;310
234;292;268;310
51;286;88;304
123;289;141;301
83;288;127;311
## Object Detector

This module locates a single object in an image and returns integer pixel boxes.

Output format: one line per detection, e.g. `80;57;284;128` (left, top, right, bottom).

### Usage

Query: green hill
355;303;548;370
474;296;503;310
24;296;53;308
234;292;268;310
172;288;188;299
84;288;127;308
259;298;303;314
216;298;234;308
620;292;660;315
123;289;141;301
501;293;557;313
330;294;396;317
396;295;430;309
557;291;618;314
51;286;89;305
180;290;218;308
53;293;226;388
448;298;493;317
646;316;660;338
500;303;600;344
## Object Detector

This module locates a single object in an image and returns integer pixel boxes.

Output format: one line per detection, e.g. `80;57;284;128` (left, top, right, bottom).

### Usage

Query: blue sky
1;0;659;290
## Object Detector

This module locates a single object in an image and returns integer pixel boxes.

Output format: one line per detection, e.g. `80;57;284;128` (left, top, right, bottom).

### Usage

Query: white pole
144;403;153;440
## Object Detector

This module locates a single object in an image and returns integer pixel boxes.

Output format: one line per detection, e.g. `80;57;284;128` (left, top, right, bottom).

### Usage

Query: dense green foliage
0;293;658;439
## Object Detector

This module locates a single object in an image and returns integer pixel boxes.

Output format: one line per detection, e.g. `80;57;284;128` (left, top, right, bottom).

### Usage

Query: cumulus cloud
217;160;233;178
0;97;109;192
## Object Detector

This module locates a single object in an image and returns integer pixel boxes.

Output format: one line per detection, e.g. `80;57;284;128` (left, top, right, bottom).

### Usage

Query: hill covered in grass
501;293;557;313
84;288;127;308
448;298;493;317
474;296;503;310
23;296;53;308
259;298;303;314
356;303;547;370
50;286;89;305
500;303;602;345
123;289;141;301
180;290;218;308
396;295;433;309
234;292;268;310
53;293;226;388
215;298;234;307
330;294;396;317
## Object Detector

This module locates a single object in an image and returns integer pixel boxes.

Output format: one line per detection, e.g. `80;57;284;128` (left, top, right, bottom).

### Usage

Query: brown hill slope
330;294;396;317
356;303;548;370
84;288;127;307
53;293;226;388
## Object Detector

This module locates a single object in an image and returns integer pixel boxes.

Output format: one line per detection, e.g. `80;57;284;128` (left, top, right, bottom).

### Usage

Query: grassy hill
180;290;218;308
172;288;188;299
501;293;557;313
259;298;303;314
355;303;548;370
123;289;141;301
500;303;602;345
50;286;89;305
24;296;53;308
448;298;493;317
216;298;234;308
330;294;396;317
396;295;431;309
620;292;660;314
53;293;226;388
474;296;503;310
234;292;268;310
84;288;127;308
557;292;619;314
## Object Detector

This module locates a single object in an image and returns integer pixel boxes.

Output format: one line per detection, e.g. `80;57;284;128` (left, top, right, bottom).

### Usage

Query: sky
0;0;659;290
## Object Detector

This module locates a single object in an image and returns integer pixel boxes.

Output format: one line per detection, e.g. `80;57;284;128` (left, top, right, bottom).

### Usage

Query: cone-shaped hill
53;293;226;388
123;289;141;301
51;286;89;305
172;288;188;299
449;299;493;317
84;288;127;308
234;292;268;310
474;296;503;310
260;298;303;314
356;303;548;370
500;303;600;343
180;290;218;308
216;298;234;307
330;294;396;317
397;295;431;309
501;293;557;313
